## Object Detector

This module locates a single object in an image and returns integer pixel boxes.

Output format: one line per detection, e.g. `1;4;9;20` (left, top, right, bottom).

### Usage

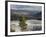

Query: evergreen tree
19;16;27;31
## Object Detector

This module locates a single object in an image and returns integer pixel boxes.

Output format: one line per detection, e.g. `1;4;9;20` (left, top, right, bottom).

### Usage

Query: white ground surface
10;20;42;32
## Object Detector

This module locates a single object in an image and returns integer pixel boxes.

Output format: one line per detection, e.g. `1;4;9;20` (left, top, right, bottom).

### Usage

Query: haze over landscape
10;4;42;32
10;5;42;20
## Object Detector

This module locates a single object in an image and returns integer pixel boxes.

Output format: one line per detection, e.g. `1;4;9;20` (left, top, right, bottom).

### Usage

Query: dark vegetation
11;10;42;21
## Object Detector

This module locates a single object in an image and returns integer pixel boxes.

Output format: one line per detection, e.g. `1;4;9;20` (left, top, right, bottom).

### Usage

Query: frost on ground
10;20;42;32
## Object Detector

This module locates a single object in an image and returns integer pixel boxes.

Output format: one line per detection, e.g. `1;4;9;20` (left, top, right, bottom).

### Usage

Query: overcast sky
10;4;42;11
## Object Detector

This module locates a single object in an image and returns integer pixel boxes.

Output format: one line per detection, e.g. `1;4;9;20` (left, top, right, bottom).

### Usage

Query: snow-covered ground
10;20;42;32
